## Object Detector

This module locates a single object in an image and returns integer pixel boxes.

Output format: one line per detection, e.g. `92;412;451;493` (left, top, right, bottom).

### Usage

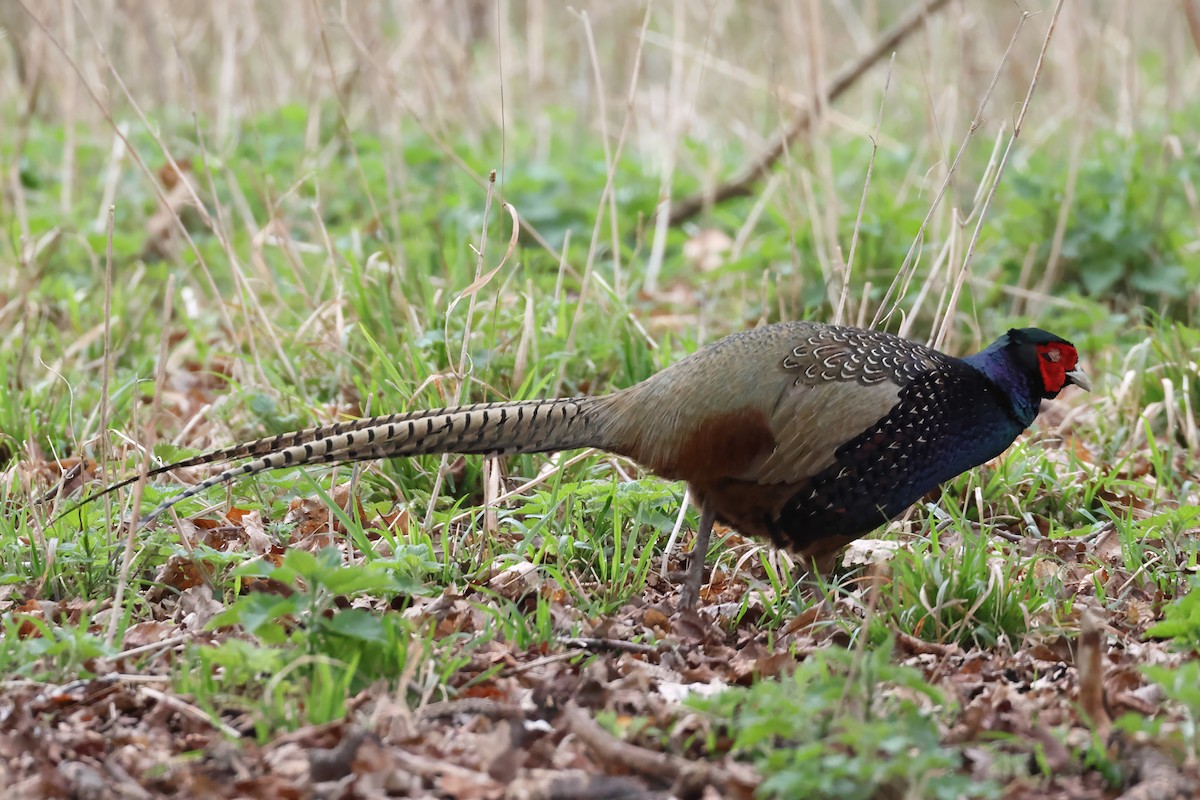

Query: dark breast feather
766;359;1014;552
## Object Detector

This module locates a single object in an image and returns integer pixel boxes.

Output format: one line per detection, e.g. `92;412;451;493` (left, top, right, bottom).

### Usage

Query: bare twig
99;206;114;533
1115;745;1197;800
418;698;525;721
836;55;895;325
878;14;1026;336
555;637;661;656
1076;609;1111;734
563;702;707;785
106;276;174;649
141;686;242;739
934;0;1067;349
1184;0;1200;57
668;0;953;226
554;5;652;394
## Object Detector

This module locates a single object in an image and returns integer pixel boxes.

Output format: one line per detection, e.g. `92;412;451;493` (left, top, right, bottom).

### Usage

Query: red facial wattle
1036;343;1080;394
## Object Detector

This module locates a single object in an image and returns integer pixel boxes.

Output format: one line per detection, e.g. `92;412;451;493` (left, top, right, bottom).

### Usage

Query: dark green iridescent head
964;328;1090;426
1000;328;1091;398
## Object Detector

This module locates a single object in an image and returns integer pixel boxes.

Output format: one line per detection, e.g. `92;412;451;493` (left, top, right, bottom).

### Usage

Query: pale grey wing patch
742;374;904;485
729;324;948;484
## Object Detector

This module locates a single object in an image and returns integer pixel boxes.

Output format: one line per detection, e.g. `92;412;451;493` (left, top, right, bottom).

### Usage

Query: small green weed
690;642;999;800
1147;580;1200;652
877;529;1051;648
1142;660;1200;758
172;545;456;736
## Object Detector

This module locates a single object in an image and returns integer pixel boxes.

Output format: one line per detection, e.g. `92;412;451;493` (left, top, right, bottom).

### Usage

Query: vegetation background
1;1;1199;797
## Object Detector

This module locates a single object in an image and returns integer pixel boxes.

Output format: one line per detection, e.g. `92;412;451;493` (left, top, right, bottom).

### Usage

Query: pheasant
58;322;1089;607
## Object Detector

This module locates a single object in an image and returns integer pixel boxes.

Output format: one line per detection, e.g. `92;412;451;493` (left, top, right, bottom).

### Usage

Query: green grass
689;642;1001;799
5;103;1196;784
5;104;1197;784
3;2;1200;793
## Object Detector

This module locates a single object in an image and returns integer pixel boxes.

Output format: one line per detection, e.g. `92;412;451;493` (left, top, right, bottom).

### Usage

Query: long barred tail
75;396;615;529
58;399;557;511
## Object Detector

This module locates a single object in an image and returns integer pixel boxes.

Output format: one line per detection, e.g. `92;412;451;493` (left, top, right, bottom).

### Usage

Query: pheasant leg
681;504;715;608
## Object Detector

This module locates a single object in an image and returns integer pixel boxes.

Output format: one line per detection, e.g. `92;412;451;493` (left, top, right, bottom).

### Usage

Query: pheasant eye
1041;347;1062;363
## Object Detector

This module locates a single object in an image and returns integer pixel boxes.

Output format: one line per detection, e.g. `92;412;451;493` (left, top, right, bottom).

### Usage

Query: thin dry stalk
729;174;781;261
1028;12;1088;314
336;8;632;338
36;0;235;343
643;0;705;294
554;5;653;395
425;171;500;536
1185;0;1200;56
669;0;953;226
169;26;301;393
835;55;894;325
106;275;174;649
98;206;113;534
579;11;624;297
311;0;384;231
934;0;1068;350
873;10;1030;335
802;0;846;312
57;0;76;215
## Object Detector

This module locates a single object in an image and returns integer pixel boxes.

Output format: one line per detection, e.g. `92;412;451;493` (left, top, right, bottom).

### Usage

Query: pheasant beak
1065;368;1092;392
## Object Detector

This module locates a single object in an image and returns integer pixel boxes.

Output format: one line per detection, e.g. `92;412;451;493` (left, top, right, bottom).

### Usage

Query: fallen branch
562;702;757;795
1115;745;1197;800
556;636;661;656
668;0;954;226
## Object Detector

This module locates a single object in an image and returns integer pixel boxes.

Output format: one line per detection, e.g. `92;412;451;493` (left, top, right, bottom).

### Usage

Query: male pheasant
60;322;1090;607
